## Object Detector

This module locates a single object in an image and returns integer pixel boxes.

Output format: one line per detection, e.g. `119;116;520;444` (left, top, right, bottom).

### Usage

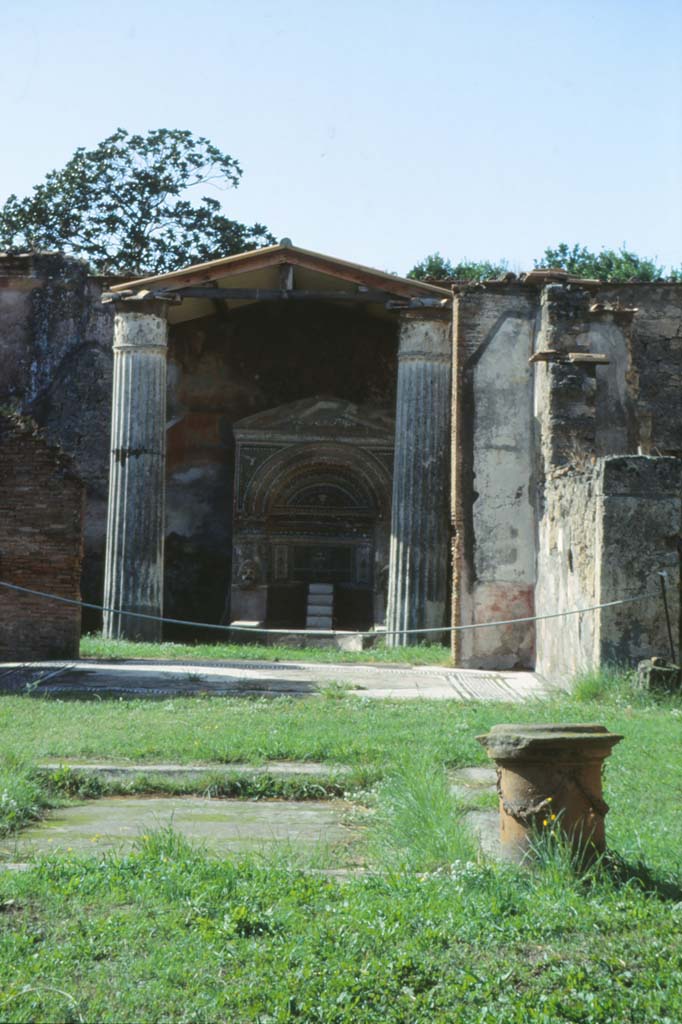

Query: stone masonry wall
535;465;600;680
536;456;682;681
533;281;682;680
0;414;84;659
531;281;682;458
0;254;115;629
596;284;682;455
596;457;681;666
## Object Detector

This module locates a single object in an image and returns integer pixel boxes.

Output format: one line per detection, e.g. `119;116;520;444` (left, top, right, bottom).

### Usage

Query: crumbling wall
530;279;682;457
452;286;537;669
535;464;600;679
532;279;682;680
0;414;84;659
596;457;681;665
596;283;682;455
0;254;115;628
536;457;681;681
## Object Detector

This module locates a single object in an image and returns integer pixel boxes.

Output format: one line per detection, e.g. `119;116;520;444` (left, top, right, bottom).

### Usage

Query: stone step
39;760;351;780
307;599;333;613
306;615;333;629
308;583;334;595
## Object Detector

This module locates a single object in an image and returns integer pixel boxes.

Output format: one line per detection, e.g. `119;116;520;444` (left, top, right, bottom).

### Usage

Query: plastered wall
452;287;536;668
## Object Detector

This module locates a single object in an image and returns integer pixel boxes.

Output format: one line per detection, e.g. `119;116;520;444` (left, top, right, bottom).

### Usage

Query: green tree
535;243;670;282
407;252;508;282
0;128;275;276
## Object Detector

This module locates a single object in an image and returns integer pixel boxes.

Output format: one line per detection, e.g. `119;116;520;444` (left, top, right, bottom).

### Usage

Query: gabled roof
110;241;451;301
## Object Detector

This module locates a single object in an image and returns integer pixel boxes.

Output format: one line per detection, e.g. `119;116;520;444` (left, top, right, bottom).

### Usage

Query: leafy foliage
409;245;682;283
408;251;508;282
0;128;275;275
534;242;675;282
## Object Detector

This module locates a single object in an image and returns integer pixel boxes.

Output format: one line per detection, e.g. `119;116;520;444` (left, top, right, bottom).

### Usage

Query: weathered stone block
636;657;681;692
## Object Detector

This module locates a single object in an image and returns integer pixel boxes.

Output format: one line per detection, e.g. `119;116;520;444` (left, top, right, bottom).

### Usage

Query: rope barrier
0;578;659;640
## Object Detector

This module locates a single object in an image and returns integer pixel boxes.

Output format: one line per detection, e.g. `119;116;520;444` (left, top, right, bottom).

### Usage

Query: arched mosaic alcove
230;397;393;631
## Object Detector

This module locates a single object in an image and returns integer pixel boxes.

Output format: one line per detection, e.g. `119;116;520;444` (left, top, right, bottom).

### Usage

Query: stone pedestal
103;300;168;641
386;310;451;646
476;723;623;864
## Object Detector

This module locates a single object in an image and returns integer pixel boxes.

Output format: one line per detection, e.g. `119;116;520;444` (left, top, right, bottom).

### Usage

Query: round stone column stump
476;723;623;864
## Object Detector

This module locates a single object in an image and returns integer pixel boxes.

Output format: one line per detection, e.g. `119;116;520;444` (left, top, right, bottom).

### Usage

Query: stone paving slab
0;659;554;702
449;766;501;858
2;796;358;860
38;759;351;780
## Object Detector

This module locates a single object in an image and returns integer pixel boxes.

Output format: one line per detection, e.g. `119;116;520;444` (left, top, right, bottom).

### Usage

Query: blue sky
1;0;680;275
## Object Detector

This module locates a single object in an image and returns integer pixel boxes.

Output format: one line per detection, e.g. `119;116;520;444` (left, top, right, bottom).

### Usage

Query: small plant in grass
320;680;358;699
572;665;637;703
370;756;477;872
0;761;48;838
526;805;607;886
40;765;106;799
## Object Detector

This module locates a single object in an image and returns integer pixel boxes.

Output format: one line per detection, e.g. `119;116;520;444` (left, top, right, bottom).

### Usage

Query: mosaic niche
229;397;394;630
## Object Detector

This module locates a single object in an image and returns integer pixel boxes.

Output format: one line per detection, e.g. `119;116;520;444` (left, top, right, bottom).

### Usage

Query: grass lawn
1;671;682;1021
80;633;453;665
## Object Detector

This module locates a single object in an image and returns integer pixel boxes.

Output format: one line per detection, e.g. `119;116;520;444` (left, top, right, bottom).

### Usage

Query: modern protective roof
108;241;451;324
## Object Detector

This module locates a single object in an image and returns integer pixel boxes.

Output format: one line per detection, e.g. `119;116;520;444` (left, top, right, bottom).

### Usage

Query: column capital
397;309;451;364
111;299;169;354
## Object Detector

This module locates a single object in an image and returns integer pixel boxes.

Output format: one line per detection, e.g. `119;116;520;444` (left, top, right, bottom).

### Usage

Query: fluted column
103;300;168;641
386;310;452;646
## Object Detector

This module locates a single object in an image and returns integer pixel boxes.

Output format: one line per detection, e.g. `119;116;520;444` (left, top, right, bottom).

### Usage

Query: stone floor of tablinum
0;763;502;870
0;659;555;701
2;796;359;861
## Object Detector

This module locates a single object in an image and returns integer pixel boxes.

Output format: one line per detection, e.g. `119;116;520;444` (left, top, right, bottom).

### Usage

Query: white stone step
305;598;331;614
309;583;334;595
306;615;333;629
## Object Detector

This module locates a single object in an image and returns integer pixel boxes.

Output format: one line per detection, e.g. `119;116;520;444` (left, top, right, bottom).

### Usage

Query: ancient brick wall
0;414;84;660
0;254;116;629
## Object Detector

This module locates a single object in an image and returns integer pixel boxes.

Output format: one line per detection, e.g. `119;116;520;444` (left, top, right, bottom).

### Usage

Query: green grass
34;763;369;802
2;671;682;1021
80;632;452;665
370;755;478;871
571;665;637;702
2;830;682;1021
0;759;50;838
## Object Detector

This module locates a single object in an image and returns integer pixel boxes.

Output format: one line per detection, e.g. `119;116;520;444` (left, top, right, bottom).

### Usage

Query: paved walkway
0;658;554;701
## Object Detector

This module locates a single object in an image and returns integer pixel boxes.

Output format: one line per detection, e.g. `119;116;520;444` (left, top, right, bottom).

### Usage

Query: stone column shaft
386;310;452;646
103;300;168;641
